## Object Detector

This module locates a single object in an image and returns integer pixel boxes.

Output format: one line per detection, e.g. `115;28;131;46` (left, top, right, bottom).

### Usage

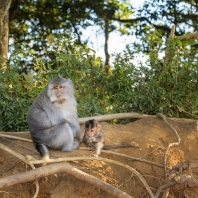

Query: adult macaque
28;75;81;160
83;119;140;157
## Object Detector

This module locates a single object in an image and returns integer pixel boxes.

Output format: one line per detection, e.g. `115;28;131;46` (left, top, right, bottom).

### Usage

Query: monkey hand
87;137;95;142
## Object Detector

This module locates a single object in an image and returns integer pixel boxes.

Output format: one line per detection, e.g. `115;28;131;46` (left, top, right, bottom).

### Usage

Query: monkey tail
103;144;140;150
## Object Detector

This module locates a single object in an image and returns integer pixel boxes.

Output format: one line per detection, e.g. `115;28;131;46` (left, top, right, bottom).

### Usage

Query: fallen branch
78;112;154;124
0;162;133;198
28;156;155;198
0;143;39;198
0;143;155;198
157;113;181;175
0;113;196;133
0;134;32;142
78;113;197;124
155;181;175;198
155;161;198;197
155;174;198;198
99;149;165;169
0;134;165;169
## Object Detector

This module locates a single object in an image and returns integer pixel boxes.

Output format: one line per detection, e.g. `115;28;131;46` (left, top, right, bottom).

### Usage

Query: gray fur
28;75;81;159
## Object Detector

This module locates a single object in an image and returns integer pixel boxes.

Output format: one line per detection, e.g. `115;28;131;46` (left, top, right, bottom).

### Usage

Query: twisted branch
0;143;155;198
157;113;181;175
0;143;39;198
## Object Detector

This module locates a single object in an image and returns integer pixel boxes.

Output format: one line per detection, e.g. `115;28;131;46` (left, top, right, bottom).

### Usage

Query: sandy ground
1;117;198;198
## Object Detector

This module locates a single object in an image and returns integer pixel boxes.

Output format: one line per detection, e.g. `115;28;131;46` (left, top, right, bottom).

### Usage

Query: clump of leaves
1;31;198;132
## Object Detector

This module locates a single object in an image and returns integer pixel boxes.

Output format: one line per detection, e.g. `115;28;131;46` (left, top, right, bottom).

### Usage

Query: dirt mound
1;117;198;198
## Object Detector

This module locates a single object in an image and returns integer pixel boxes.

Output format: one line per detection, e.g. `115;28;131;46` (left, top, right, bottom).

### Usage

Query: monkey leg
61;123;80;152
70;124;82;142
93;142;103;157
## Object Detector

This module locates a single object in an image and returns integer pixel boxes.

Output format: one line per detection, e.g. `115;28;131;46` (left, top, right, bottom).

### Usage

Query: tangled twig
0;143;155;198
0;162;134;198
0;143;39;198
157;113;181;175
0;134;166;169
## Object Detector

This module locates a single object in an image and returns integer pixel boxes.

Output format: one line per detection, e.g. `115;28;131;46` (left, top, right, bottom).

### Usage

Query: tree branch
109;17;171;32
78;112;196;124
0;162;134;198
157;113;181;175
78;112;154;123
0;143;39;198
177;32;198;41
0;143;155;198
0;133;167;170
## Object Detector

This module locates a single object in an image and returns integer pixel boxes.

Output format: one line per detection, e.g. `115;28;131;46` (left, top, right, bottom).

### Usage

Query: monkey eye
53;85;65;90
53;85;58;90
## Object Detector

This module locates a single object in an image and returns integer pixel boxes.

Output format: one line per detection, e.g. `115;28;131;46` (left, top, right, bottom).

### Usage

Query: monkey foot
26;155;37;162
88;146;95;151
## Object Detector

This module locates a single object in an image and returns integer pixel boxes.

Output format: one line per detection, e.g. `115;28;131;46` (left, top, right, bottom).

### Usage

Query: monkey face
47;78;75;104
53;85;66;102
48;84;67;103
86;127;96;137
85;127;96;143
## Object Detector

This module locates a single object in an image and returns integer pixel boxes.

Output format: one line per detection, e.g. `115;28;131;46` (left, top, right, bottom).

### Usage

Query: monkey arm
28;97;78;132
64;119;81;141
28;91;64;130
83;135;94;148
92;131;105;144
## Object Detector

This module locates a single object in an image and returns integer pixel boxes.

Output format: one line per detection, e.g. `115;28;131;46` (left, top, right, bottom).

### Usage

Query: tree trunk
0;0;12;69
104;19;110;66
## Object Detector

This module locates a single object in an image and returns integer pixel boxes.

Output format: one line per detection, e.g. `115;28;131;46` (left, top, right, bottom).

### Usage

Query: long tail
103;144;140;150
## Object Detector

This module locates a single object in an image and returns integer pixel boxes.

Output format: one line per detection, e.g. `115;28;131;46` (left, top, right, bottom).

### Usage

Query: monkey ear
58;73;63;79
97;124;101;130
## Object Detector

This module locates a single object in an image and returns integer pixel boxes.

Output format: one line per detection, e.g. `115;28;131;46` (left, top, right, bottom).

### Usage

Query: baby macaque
83;119;140;157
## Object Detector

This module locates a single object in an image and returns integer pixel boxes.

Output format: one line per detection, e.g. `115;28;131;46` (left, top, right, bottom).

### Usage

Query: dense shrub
0;32;198;131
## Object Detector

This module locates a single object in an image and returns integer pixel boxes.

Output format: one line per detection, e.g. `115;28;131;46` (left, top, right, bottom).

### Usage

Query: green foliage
10;0;133;68
1;31;198;131
0;67;36;131
130;30;198;118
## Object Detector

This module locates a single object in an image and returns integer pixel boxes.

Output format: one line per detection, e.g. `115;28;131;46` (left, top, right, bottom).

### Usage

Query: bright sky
82;0;145;62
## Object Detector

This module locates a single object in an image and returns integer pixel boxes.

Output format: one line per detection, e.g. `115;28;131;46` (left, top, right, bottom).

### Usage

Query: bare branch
79;113;155;124
109;17;171;33
157;113;181;175
177;32;198;41
168;25;175;40
155;181;175;198
0;143;39;198
0;143;155;198
0;134;166;169
78;112;197;124
0;162;134;198
100;149;165;169
0;134;32;142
